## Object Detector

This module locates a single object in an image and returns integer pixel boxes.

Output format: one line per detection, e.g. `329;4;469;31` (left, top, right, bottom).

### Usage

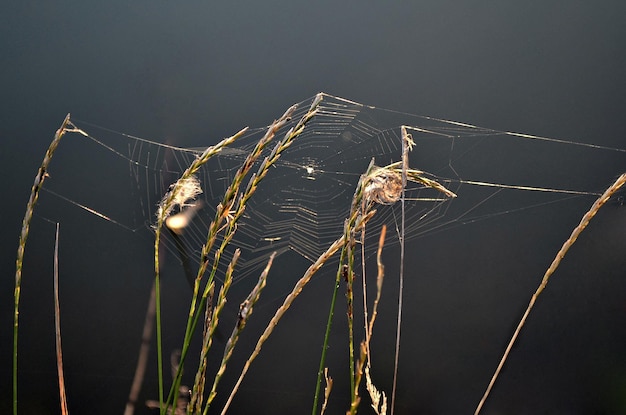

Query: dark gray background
2;1;625;414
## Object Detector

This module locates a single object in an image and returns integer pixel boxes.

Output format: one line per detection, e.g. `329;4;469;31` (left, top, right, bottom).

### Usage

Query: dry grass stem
351;225;387;415
368;225;387;357
390;126;410;415
190;249;236;412
53;223;69;415
320;368;333;415
188;281;215;413
124;281;157;415
474;172;626;415
344;223;357;403
365;365;387;415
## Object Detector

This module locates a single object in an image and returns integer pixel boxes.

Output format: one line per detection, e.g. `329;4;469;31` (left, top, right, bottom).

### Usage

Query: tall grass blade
390;127;412;415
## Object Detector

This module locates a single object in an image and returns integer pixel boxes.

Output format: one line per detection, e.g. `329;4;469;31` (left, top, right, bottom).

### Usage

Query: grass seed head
158;175;203;220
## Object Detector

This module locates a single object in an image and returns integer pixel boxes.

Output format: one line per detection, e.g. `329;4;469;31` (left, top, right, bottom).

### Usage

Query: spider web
40;93;626;286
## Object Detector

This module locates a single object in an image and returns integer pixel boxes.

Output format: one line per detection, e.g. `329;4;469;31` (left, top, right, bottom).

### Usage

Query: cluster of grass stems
12;97;626;414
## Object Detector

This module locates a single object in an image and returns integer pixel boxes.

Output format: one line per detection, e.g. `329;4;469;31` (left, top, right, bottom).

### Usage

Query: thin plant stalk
189;249;236;412
390;126;411;415
124;281;157;415
364;226;389;415
361;218;370;361
53;223;69;415
474;172;626;415
370;225;387;350
13;114;75;415
346;231;357;402
315;234;350;413
320;367;333;415
349;225;388;415
188;282;214;413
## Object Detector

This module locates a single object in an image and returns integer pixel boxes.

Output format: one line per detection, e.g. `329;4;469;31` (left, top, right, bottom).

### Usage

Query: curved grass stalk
13;114;78;415
474;172;626;415
346;232;357;402
315;235;350;413
364;226;389;415
390;127;410;415
188;250;233;413
53;223;69;415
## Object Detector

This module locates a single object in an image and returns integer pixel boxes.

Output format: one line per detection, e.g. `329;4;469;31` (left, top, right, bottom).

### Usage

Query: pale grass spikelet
158;175;202;220
320;367;332;415
366;366;387;415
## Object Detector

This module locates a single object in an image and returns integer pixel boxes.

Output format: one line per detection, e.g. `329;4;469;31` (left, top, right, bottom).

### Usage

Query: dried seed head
364;167;403;205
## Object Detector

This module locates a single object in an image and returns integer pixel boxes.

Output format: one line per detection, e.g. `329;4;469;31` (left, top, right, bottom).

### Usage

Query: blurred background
1;1;625;413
